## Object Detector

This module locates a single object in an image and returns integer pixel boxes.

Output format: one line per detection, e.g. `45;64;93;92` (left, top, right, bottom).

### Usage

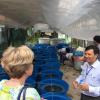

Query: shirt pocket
90;74;100;85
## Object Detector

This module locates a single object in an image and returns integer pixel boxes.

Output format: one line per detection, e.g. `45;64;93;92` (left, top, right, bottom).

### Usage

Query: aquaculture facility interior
0;0;100;100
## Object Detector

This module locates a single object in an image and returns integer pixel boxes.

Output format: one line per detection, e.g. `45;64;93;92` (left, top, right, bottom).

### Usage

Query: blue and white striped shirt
76;60;100;97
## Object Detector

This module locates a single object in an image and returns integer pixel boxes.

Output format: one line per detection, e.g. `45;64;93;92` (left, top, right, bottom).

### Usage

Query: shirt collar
91;59;99;68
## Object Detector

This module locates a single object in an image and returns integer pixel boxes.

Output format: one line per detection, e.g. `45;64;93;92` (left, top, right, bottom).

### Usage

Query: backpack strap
17;86;29;100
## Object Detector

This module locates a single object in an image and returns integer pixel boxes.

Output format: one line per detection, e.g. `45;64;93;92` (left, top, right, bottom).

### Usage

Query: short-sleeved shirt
0;80;41;100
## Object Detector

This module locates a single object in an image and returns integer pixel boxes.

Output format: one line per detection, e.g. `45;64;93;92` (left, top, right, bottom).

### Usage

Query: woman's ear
25;66;33;76
25;70;31;76
25;69;30;75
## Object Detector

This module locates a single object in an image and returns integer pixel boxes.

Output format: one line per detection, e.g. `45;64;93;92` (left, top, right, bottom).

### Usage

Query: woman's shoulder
0;79;8;87
0;79;23;94
26;87;41;99
0;80;22;100
26;87;40;95
0;79;8;83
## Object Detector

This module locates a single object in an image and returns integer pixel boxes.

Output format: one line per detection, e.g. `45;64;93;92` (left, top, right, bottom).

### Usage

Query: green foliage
26;31;41;44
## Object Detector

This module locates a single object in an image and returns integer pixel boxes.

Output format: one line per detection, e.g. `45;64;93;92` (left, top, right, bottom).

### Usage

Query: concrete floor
61;61;81;100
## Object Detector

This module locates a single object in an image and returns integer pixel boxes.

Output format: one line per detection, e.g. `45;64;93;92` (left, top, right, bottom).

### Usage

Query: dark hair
85;45;99;55
66;48;70;53
93;35;100;43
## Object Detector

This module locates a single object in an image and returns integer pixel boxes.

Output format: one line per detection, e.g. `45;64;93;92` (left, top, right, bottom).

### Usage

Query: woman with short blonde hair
0;45;41;100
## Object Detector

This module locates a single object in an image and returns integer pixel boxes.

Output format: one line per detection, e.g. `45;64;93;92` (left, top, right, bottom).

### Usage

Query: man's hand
79;83;89;91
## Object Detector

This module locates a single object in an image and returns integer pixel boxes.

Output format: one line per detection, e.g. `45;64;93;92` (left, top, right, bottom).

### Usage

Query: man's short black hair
93;35;100;43
85;45;99;55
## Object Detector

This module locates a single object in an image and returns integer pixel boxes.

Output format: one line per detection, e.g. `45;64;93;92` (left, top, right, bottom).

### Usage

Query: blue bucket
41;70;63;80
38;79;69;95
41;62;61;71
42;93;72;100
0;66;9;81
25;77;36;87
0;73;9;81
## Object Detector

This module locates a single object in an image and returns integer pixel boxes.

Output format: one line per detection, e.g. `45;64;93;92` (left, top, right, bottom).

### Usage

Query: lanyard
85;65;93;79
79;65;93;84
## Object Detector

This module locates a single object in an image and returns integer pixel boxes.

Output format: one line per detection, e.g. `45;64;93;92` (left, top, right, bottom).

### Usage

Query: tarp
41;0;100;40
0;0;100;40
